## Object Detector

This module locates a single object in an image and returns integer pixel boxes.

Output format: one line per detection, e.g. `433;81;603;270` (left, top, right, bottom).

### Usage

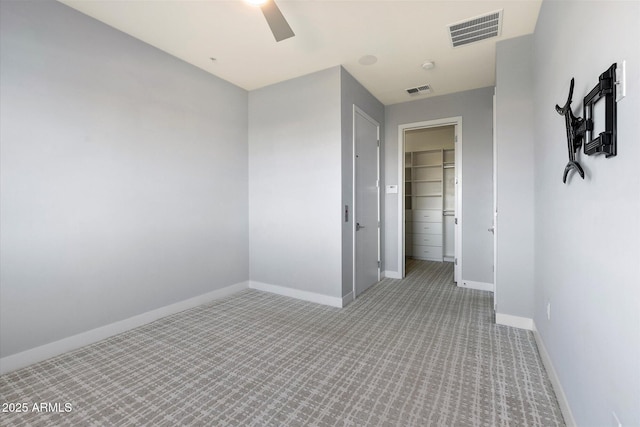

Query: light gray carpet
0;260;564;426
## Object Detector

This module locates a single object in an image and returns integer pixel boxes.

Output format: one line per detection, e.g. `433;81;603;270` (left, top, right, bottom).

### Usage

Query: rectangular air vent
406;84;432;96
448;10;503;48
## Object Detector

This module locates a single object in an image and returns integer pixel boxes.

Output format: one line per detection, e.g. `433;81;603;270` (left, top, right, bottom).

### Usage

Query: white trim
495;313;533;330
492;89;499;312
459;280;494;292
454;122;463;284
342;292;354;307
249;281;343;308
352;106;357;299
398;116;463;280
0;281;250;374
532;322;577;427
383;270;402;279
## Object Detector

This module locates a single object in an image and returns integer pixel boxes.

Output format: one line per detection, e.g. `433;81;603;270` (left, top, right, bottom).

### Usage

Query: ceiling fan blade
260;0;294;42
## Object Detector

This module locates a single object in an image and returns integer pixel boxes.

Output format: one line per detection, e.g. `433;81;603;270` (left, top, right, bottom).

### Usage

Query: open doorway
398;117;462;281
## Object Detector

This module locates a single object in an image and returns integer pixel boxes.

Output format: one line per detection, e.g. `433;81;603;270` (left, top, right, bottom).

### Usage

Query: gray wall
531;1;640;425
495;35;535;319
384;88;494;283
0;0;249;358
340;68;385;297
248;67;343;298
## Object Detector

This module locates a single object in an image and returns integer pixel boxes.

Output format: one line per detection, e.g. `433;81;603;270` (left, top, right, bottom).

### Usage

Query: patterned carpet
0;260;564;426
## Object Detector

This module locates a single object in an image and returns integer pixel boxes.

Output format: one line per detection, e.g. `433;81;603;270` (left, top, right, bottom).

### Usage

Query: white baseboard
459;280;494;292
532;322;576;427
249;281;343;308
0;281;249;375
495;312;534;330
384;270;402;279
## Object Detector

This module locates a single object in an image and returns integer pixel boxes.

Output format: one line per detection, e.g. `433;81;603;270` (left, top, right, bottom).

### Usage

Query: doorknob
488;226;495;234
356;223;365;231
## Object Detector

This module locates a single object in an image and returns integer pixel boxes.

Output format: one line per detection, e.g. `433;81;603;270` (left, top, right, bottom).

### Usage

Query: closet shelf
405;147;456;262
412;164;441;169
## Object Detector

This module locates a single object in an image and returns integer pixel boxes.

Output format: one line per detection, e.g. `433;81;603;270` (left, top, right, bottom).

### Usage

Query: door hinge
377;260;381;268
455;217;458;225
455;135;458;143
455;258;458;265
377;140;380;147
378;221;380;227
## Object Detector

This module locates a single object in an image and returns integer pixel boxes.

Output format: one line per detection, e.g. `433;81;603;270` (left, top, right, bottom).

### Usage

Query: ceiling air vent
406;84;432;96
448;10;503;48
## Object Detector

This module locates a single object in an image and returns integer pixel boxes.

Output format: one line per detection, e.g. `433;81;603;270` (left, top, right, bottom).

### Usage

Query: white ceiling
59;0;542;105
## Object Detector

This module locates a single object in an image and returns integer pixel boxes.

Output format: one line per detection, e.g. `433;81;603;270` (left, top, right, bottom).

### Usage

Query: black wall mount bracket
556;63;618;184
583;64;617;157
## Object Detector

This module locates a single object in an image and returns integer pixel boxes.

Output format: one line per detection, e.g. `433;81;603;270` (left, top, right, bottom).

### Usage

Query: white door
354;106;380;297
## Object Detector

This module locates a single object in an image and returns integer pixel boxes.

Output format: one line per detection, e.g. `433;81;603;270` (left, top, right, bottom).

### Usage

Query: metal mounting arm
556;78;586;183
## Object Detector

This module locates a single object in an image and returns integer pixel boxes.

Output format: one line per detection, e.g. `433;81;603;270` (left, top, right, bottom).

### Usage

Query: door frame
398;116;463;280
353;105;381;299
492;90;498;312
